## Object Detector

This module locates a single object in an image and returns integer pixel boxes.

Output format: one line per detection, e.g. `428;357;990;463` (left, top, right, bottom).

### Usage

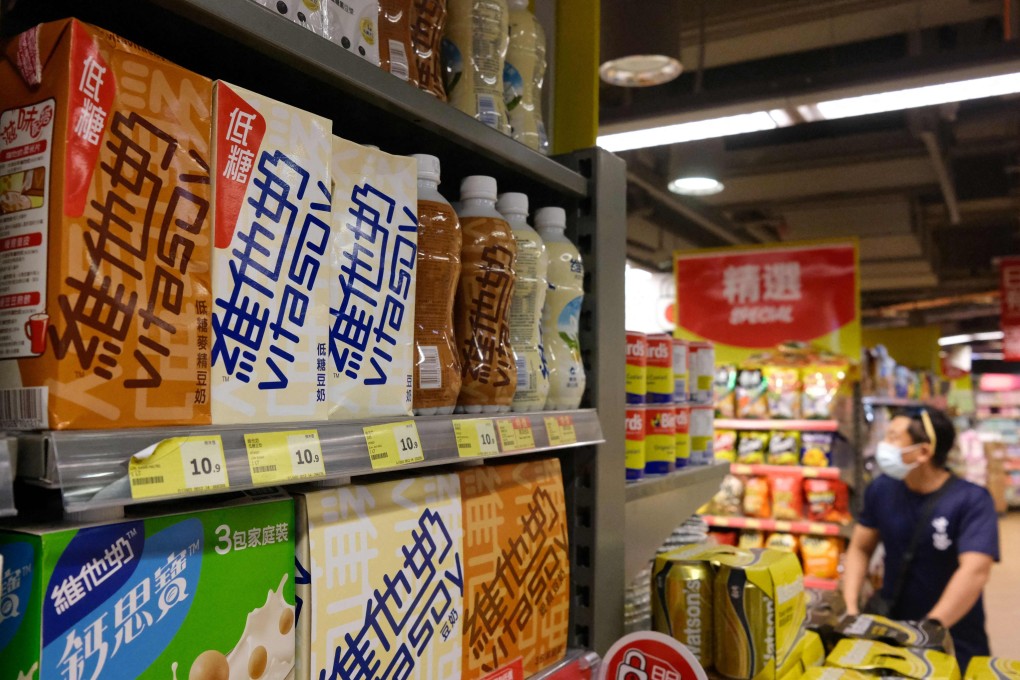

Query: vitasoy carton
0;19;213;429
211;81;331;424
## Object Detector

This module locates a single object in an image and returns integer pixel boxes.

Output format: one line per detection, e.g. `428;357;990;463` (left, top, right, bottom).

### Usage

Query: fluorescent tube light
937;331;1005;347
597;111;777;152
815;72;1020;120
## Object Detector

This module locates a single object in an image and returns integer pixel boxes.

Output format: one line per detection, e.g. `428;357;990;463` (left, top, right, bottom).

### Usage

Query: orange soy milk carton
0;19;213;429
458;457;569;679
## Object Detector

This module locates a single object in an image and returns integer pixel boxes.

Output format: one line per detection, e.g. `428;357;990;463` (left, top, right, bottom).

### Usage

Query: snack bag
709;474;744;516
764;366;801;419
803;364;847;419
801;535;842;580
714;429;737;463
768;431;801;466
765;532;799;556
743;476;771;519
804;478;852;523
736;368;768;419
709;529;738;546
715;365;737;418
739;530;766;550
737;431;769;464
802;431;835;467
771;473;803;520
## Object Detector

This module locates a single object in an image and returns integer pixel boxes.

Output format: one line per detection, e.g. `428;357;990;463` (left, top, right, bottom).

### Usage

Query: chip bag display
709;474;745;516
739;530;766;550
710;529;738;546
715;429;737;463
804;478;852;524
764;366;801;419
802;432;836;467
743;476;771;519
771;473;803;520
801;535;843;580
765;532;799;556
736;368;769;419
803;365;847;419
737;431;769;464
715;365;737;418
767;431;801;466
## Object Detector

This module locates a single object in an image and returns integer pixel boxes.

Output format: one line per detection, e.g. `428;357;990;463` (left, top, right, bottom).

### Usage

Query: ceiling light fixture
599;0;683;87
598;61;1020;152
937;330;1005;347
668;176;724;196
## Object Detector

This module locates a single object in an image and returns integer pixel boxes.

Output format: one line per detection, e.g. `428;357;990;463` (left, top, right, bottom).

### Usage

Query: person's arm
926;551;994;628
843;524;880;615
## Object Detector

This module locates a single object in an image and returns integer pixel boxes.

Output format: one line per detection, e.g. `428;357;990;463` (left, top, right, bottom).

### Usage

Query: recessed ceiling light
668;176;724;196
599;55;683;87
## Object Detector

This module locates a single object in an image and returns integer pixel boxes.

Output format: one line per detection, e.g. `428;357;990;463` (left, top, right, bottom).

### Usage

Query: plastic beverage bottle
454;176;518;413
411;0;448;99
504;0;549;153
535;207;585;409
442;0;511;134
411;154;462;415
496;192;549;412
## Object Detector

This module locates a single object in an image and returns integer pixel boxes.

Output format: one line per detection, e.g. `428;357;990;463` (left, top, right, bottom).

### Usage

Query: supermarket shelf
804;577;840;591
701;515;852;538
861;396;927;408
623;463;729;583
729;463;847;482
38;0;590;200
0;437;15;517
715;419;839;432
531;649;601;679
16;410;603;513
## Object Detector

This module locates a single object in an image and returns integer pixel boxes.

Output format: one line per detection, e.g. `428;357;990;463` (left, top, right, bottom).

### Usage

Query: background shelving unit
3;0;629;658
701;514;852;539
715;419;840;432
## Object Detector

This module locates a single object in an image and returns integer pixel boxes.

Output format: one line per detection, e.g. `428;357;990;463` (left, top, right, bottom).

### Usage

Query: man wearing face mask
843;408;999;668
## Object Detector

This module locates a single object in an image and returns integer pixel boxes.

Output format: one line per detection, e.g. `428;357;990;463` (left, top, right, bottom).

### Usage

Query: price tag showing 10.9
364;420;425;470
245;429;326;485
129;436;229;500
453;419;500;458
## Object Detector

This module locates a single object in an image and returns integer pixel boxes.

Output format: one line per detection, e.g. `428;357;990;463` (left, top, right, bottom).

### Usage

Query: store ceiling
602;0;1020;333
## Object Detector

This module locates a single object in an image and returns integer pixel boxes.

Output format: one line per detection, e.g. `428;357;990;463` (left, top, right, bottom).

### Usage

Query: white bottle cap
461;175;498;201
364;144;380;150
535;206;566;229
496;192;528;216
413;154;441;183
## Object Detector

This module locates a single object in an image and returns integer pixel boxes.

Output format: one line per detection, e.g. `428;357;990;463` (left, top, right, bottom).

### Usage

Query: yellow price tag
453;419;500;458
497;417;536;452
364;420;424;470
544;415;577;447
244;429;325;484
808;522;830;535
745;518;762;530
129;436;228;500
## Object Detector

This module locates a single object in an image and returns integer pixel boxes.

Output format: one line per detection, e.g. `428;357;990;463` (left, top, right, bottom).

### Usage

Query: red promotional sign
999;256;1020;361
674;241;859;362
214;82;266;248
598;632;707;680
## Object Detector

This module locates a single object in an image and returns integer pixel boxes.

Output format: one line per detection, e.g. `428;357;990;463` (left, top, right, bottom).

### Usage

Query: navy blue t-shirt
859;474;1000;668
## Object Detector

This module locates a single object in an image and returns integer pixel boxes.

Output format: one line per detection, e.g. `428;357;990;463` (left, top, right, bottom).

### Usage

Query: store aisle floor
988;511;1020;657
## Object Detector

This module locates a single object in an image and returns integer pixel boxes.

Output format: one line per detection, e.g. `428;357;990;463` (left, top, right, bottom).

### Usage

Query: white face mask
876;441;922;480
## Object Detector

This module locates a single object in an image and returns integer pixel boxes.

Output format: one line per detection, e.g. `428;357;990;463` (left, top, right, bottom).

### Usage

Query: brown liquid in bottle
412;0;448;100
455;182;517;412
379;0;420;85
413;197;462;413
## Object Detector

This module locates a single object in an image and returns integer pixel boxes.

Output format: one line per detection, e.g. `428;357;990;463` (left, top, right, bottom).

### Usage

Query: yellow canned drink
715;567;775;680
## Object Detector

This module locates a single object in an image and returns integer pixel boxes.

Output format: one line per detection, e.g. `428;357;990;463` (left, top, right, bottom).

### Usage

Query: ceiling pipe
627;170;745;246
918;130;962;226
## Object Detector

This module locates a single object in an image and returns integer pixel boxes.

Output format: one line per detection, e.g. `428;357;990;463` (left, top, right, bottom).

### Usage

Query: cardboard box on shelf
210;81;332;424
0;490;296;679
458;458;570;679
0;18;213;429
292;473;464;680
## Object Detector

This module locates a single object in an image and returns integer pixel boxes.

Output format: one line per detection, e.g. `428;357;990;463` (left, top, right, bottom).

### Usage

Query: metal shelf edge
625;462;729;503
147;0;589;198
0;437;15;517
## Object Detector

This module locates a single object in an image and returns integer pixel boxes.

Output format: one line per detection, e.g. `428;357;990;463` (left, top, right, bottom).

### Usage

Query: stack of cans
626;332;715;480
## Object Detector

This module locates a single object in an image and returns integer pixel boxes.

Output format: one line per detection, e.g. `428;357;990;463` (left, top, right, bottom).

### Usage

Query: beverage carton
211;81;332;424
292;473;463;680
328;137;417;419
0;490;296;679
964;657;1020;680
458;458;569;679
0;19;213;429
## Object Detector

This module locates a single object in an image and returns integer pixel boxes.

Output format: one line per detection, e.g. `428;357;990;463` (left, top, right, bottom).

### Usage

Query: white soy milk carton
211;82;332;424
328;138;417;419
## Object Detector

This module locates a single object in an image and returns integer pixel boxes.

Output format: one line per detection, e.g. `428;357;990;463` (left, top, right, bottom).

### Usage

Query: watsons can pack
625;406;645;480
458;459;569;679
329;137;418;419
292;473;463;680
645;333;674;403
964;657;1020;680
826;639;961;680
0;491;296;680
644;404;676;475
626;331;647;404
0;19;213;429
211;82;332;424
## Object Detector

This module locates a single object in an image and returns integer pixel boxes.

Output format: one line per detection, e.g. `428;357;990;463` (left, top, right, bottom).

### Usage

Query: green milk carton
0;490;295;680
